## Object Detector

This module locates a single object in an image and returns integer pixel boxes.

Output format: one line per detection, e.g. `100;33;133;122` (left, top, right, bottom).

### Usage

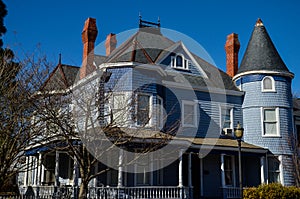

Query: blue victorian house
19;17;297;199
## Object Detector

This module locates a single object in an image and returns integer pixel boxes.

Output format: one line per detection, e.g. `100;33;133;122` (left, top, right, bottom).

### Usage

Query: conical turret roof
236;19;293;77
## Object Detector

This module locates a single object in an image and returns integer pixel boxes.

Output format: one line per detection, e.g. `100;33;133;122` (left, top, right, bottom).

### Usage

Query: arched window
262;76;275;92
171;54;189;69
176;55;183;67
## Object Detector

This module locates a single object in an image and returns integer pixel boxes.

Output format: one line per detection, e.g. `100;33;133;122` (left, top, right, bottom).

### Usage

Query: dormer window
262;76;275;92
171;54;189;70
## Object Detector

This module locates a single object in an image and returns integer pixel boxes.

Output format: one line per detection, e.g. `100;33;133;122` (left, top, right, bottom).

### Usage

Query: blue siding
236;74;295;186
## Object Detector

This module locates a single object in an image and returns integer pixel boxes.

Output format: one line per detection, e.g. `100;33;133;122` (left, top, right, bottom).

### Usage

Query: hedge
243;183;300;199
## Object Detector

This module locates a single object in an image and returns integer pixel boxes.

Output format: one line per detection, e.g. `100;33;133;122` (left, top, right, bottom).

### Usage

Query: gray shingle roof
41;64;80;91
102;29;239;92
238;19;291;75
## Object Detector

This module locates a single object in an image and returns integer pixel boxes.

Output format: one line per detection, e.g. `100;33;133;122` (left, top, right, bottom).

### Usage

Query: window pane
137;95;150;126
176;56;183;67
221;108;231;129
265;123;277;135
224;156;233;186
263;109;277;135
112;94;126;125
268;157;280;183
264;109;276;121
263;77;272;90
183;104;195;126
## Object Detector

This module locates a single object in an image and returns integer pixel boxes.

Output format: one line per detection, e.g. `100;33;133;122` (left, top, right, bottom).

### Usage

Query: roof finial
58;53;62;65
255;18;264;27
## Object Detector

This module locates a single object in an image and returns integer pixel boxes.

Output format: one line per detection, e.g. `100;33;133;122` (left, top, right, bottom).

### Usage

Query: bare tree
0;49;51;192
35;66;179;199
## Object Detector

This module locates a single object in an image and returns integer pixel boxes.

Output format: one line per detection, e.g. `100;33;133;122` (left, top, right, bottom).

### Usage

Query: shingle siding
237;73;295;186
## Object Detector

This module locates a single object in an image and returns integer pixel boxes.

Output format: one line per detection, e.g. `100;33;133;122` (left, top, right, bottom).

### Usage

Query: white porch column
188;153;192;187
23;156;29;186
178;149;183;187
73;156;79;186
118;149;123;187
37;153;42;186
221;154;225;187
260;156;265;184
279;155;284;185
55;151;60;187
33;156;37;186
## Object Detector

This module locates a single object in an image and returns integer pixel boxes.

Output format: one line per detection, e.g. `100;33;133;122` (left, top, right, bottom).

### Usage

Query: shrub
243;183;300;199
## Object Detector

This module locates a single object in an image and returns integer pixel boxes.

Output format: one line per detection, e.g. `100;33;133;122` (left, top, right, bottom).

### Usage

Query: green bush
243;183;300;199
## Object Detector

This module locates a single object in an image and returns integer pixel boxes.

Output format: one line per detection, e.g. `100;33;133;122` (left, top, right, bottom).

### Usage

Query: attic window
171;54;189;70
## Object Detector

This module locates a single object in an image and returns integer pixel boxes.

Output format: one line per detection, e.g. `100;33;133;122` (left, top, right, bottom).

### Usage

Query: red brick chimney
80;18;98;79
105;33;117;56
225;33;240;78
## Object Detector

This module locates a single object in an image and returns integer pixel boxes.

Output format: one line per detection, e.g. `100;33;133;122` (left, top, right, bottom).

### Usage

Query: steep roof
41;64;80;91
237;19;292;76
102;28;239;92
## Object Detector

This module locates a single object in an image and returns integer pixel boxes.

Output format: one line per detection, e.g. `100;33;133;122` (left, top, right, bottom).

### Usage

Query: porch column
220;154;225;187
23;156;29;186
178;149;183;187
55;151;60;187
37;153;42;186
73;156;79;186
188;153;192;187
118;149;123;187
33;156;37;186
260;156;265;184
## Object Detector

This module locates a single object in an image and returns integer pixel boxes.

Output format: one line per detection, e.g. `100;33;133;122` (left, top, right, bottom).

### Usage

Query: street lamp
234;122;244;199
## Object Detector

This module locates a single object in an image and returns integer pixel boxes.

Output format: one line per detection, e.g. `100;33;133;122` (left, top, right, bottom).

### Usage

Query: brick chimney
80;18;98;79
105;33;117;56
225;33;240;78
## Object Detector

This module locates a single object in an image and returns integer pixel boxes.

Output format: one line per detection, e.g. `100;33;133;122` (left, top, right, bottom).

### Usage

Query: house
18;17;297;199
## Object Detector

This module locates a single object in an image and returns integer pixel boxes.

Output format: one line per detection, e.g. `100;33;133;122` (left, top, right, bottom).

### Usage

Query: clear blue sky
3;0;300;94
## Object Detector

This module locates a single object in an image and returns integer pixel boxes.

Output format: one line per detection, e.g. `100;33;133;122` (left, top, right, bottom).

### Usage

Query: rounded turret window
262;76;275;92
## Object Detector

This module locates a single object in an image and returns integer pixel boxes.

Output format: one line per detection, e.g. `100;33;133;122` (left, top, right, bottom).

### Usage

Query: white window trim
156;95;164;129
219;105;234;133
261;76;276;92
182;100;197;127
171;54;189;70
261;107;281;137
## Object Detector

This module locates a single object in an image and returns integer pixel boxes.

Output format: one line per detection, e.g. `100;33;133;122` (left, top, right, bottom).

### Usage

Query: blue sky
3;0;300;94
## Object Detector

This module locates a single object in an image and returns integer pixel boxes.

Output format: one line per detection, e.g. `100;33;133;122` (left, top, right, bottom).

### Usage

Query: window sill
262;135;281;138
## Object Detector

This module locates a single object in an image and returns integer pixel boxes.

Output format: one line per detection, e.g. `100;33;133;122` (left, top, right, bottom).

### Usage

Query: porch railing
221;187;242;199
88;186;190;199
17;185;190;199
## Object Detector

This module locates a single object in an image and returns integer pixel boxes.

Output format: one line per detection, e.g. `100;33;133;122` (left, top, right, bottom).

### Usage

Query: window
224;156;234;186
268;157;281;183
182;100;197;127
262;76;275;92
220;106;233;135
262;108;279;136
222;155;235;186
137;94;150;126
171;54;189;70
112;94;126;125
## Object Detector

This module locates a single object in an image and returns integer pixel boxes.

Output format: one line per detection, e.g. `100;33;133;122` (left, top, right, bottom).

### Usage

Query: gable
157;42;208;78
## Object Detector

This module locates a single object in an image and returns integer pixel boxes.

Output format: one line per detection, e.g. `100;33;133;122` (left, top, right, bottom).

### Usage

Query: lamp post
234;122;244;199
